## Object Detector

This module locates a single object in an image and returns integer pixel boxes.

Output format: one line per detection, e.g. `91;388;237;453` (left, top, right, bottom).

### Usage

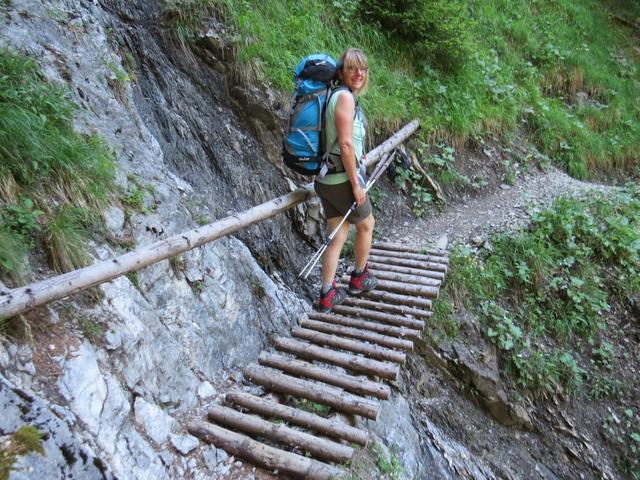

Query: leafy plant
602;408;640;478
433;186;640;396
371;442;404;480
394;166;433;217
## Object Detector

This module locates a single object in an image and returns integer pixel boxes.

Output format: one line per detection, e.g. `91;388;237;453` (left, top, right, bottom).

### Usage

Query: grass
0;425;45;480
0;48;114;283
163;0;639;181
434;184;640;396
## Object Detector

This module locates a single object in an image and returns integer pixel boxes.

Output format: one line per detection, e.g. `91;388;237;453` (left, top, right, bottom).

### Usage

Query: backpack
282;54;337;176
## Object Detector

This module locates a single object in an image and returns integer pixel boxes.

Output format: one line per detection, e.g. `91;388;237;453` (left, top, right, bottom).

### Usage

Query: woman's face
341;65;368;93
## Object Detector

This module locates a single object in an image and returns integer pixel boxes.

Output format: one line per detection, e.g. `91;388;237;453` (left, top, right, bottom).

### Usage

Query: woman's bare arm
335;92;365;206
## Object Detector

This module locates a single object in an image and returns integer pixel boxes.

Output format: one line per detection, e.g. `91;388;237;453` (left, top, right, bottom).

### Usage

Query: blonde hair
338;48;369;95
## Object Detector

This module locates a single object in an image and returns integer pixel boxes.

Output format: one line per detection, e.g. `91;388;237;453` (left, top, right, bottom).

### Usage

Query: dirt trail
378;166;613;249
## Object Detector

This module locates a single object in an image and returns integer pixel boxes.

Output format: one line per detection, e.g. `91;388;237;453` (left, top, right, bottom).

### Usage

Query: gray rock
104;206;125;234
159;450;176;467
134;397;176;445
1;374;116;479
170;433;199;455
202;445;228;470
196;381;216;399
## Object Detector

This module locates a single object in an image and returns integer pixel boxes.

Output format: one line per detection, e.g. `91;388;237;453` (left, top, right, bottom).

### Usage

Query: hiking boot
318;281;347;313
349;264;378;295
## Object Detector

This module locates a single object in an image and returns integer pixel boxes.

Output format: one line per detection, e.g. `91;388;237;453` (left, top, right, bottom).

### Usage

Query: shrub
359;0;473;73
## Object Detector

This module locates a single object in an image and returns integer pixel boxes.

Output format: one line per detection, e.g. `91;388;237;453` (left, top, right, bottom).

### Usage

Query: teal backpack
282;54;337;176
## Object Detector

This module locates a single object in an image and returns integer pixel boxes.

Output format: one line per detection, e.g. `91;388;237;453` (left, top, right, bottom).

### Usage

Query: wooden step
273;336;399;380
336;299;431;321
366;268;442;286
369;261;445;280
339;275;439;298
207;404;353;463
244;364;380;420
372;242;448;256
259;351;390;400
291;327;406;364
300;318;414;351
337;283;433;309
226;391;369;446
188;421;343;480
370;248;449;265
307;311;422;340
369;254;448;273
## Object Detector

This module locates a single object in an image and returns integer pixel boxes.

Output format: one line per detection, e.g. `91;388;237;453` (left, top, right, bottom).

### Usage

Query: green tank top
317;89;366;185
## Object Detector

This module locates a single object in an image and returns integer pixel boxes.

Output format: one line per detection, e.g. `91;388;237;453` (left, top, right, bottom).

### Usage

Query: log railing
0;121;419;319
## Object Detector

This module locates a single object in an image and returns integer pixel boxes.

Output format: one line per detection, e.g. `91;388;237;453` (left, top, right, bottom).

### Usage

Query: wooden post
187;421;343;480
244;365;380;420
258;351;391;400
207;404;354;463
0;121;420;319
273;336;399;381
225;391;369;446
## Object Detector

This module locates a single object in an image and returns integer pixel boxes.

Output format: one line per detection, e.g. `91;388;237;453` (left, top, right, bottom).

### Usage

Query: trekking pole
298;150;397;279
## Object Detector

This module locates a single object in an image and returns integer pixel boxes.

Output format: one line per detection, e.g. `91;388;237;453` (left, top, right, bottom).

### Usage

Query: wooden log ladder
187;241;449;479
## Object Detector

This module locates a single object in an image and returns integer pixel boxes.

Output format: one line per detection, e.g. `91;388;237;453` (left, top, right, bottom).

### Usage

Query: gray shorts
314;180;373;224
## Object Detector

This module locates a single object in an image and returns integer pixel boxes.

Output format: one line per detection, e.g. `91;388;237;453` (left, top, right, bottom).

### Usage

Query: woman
315;48;378;313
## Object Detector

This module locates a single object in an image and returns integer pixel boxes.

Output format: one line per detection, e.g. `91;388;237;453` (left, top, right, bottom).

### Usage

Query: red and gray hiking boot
318;280;347;313
349;263;378;295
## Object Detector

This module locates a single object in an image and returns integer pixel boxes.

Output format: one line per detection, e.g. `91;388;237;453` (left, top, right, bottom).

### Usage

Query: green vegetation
0;425;45;480
79;317;104;343
122;174;156;217
163;0;639;180
371;442;404;480
295;399;331;416
0;49;114;282
435;185;640;396
602;407;640;479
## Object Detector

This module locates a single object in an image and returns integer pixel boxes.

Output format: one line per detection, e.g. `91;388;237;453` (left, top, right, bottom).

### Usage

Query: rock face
0;1;310;478
0;374;115;480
